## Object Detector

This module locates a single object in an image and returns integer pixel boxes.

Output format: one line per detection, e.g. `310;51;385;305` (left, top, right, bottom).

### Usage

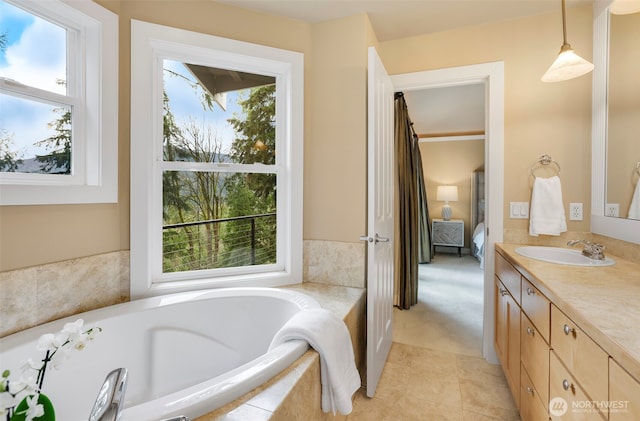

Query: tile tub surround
0;251;130;337
303;240;366;288
497;243;640;382
197;283;366;420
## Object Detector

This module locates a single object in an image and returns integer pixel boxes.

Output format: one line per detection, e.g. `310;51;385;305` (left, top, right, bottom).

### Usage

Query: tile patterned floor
347;255;520;420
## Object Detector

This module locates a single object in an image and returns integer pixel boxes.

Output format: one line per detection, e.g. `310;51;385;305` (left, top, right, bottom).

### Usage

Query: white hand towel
268;308;361;415
529;175;567;236
629;181;640;220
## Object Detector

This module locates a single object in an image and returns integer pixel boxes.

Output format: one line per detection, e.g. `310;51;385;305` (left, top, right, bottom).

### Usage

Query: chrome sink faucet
567;239;606;260
89;368;128;421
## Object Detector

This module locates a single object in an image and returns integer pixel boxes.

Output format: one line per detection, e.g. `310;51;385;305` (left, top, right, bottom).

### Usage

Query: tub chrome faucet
567;239;606;260
89;368;128;421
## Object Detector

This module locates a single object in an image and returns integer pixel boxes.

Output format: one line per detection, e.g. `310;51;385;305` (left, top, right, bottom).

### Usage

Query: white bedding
472;222;485;268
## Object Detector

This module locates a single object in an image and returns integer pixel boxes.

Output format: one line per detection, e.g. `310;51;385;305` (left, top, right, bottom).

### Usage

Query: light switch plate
510;202;529;219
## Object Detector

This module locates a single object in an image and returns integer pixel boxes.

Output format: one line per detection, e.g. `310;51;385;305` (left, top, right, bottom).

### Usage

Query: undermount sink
515;246;615;267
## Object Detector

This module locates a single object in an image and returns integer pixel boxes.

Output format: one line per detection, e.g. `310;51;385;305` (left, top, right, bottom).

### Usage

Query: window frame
130;20;304;298
0;0;118;205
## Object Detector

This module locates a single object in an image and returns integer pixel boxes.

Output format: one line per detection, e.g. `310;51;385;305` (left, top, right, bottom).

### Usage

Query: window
0;0;118;205
130;20;303;298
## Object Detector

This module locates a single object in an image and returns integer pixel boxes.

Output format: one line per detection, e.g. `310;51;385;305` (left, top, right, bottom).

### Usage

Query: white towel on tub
629;181;640;220
529;175;567;236
268;308;361;415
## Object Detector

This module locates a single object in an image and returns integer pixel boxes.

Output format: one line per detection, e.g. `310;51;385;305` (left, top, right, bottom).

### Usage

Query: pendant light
609;0;640;15
541;0;594;82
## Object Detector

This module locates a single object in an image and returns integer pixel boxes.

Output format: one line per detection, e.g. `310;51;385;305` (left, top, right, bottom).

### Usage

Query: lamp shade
436;185;458;202
609;0;640;14
541;44;595;82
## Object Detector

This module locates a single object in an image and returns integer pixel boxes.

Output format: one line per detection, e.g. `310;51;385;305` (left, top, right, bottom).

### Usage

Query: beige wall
420;140;485;248
0;3;597;271
0;0;313;271
380;4;594;236
305;14;373;242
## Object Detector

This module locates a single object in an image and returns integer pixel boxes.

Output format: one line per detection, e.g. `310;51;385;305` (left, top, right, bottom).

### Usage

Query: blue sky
1;0;242;161
163;60;242;155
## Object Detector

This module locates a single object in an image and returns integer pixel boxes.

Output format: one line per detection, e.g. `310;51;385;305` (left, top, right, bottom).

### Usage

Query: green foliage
34;80;71;174
227;85;276;199
0;129;22;172
162;74;277;273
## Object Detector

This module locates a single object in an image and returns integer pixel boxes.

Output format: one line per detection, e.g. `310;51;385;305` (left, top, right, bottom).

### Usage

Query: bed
470;170;485;268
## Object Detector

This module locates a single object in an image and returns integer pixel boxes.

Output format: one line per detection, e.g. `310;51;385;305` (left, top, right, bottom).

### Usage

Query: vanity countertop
496;243;640;382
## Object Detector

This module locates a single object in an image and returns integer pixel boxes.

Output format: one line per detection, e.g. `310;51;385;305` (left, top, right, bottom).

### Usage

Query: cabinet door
521;313;550;408
521;363;551;421
551;305;608;405
610;359;640;420
549;351;606;420
495;277;521;408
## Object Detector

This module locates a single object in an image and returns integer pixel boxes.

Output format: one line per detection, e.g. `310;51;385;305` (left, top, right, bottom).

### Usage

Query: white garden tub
0;287;320;420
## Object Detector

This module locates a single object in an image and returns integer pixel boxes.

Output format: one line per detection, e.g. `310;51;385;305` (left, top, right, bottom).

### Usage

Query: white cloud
2;15;66;94
0;9;67;159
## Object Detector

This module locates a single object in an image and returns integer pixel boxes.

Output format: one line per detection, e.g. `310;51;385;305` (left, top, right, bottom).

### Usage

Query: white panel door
363;46;395;398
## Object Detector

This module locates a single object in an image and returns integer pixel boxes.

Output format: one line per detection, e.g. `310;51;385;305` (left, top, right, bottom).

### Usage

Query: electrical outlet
605;203;620;217
569;202;583;221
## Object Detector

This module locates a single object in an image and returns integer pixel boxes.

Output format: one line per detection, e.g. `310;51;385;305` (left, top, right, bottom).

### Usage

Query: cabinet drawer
496;252;521;304
521;363;550;421
521;312;550;407
550;351;606;420
551;305;608;404
609;358;640;420
522;278;550;342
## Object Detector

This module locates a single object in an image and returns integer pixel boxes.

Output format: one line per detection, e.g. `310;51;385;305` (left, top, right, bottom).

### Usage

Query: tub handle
88;368;128;421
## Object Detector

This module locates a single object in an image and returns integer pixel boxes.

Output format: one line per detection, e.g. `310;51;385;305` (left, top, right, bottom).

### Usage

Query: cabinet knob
526;386;534;395
526;326;535;336
563;324;575;336
526;287;535;296
562;379;574;393
499;288;508;296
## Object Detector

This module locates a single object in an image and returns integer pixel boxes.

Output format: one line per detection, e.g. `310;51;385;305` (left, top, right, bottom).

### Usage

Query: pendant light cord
561;0;568;46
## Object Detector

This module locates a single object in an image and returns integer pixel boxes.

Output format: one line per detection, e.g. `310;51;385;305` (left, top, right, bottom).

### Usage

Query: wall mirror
592;0;640;244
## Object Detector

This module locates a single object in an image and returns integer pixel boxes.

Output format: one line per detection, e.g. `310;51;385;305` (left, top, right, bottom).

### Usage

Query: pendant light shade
609;0;640;15
542;0;594;82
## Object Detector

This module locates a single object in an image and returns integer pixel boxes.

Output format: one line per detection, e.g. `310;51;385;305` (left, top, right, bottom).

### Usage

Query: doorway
391;62;504;364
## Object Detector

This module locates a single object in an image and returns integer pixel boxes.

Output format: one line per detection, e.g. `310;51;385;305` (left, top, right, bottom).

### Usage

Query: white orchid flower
24;394;45;421
61;319;85;343
0;391;18;413
49;346;70;370
20;359;43;373
12;371;39;394
36;333;63;353
85;326;102;341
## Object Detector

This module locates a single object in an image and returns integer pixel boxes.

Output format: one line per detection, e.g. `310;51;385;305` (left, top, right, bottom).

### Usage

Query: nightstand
432;219;464;257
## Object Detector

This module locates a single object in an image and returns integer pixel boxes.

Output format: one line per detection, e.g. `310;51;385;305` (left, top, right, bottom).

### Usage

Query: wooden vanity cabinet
521;363;550;421
549;351;605;421
521;312;550;409
550;305;608;410
609;358;640;420
496;247;640;421
495;276;521;408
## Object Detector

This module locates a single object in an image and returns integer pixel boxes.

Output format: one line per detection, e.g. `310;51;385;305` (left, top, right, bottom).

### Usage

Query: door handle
375;234;390;243
359;234;390;244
